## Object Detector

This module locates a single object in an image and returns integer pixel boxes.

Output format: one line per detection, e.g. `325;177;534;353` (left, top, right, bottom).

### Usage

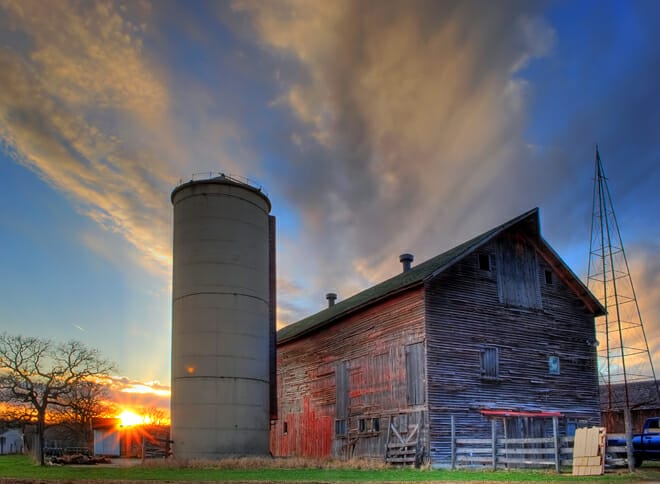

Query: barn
270;208;605;467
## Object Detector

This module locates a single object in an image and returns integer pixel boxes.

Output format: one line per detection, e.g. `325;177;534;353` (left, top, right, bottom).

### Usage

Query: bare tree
140;406;167;426
0;333;115;465
52;379;117;448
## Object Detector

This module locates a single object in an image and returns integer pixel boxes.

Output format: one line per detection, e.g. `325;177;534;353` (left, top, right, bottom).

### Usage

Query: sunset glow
120;383;171;397
118;409;145;427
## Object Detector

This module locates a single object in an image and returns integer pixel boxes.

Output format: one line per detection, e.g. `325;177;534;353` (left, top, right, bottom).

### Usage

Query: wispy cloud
234;0;558;319
0;0;174;276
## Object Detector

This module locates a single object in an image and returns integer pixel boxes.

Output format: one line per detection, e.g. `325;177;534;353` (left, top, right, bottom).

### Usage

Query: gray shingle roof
277;207;604;344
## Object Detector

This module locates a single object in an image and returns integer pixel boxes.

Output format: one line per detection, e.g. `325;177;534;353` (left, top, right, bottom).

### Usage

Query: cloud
103;375;170;415
626;243;660;376
234;0;558;320
0;0;175;276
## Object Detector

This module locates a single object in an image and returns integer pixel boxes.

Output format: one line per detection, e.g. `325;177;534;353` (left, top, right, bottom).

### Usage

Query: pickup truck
607;417;660;467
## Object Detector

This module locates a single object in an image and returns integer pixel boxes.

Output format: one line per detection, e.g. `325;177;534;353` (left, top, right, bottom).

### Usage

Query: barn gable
278;208;603;345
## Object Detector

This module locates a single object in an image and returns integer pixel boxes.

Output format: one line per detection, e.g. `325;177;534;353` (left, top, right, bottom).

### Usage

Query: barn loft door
496;233;542;309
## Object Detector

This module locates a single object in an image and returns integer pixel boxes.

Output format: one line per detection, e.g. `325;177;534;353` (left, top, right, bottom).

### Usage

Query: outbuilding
0;429;23;454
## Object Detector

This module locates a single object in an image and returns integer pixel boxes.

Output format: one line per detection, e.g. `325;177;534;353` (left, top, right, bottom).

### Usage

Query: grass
1;454;659;482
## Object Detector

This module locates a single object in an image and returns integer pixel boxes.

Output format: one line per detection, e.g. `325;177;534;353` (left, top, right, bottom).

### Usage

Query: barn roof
278;208;605;344
600;380;660;411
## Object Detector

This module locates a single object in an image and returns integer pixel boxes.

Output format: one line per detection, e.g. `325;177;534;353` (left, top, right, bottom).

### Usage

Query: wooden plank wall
424;231;601;466
271;288;427;459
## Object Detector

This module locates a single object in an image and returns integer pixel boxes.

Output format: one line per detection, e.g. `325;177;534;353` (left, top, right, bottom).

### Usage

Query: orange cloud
102;376;170;420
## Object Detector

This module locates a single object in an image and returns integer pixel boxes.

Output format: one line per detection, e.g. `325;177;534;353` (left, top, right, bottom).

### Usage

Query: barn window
479;254;491;271
548;356;560;375
545;270;553;284
372;418;380;432
335;419;347;437
480;347;499;379
283;422;288;435
405;342;426;405
358;418;366;433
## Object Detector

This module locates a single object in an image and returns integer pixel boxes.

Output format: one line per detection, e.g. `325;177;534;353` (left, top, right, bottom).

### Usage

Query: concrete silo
170;175;275;459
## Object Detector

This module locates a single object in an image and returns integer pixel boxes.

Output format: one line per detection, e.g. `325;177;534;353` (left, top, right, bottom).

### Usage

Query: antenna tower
587;146;659;415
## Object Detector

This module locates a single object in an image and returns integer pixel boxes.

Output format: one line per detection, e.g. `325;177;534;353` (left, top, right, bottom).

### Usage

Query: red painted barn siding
272;287;426;458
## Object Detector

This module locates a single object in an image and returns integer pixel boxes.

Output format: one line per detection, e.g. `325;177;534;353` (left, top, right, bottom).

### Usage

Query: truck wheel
634;458;643;468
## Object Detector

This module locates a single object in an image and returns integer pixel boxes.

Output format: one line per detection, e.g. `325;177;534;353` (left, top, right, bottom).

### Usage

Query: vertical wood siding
271;288;426;458
424;231;600;465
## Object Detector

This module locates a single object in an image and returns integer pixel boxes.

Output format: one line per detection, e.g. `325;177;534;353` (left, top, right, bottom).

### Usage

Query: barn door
385;411;425;466
405;342;426;405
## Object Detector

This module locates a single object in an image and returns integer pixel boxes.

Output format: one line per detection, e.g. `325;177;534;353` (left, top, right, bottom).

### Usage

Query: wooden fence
450;416;577;471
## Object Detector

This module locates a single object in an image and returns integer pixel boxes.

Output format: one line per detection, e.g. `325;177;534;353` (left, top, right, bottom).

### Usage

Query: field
1;455;660;483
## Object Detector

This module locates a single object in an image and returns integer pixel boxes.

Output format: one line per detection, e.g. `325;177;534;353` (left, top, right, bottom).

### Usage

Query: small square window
358;418;366;432
283;422;288;435
335;419;347;437
545;270;553;284
479;254;491;271
372;418;380;432
548;356;560;375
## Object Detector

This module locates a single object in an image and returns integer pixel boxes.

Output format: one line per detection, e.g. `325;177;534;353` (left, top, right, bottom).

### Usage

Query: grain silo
170;174;275;459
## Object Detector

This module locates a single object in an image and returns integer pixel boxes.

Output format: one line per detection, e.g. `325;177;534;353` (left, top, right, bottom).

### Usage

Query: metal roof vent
399;253;414;272
326;292;337;307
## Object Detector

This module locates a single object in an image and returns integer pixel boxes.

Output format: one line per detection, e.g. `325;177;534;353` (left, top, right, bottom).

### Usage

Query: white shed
0;429;23;454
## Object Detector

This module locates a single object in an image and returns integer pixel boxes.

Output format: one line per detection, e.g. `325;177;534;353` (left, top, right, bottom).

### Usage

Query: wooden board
572;427;605;476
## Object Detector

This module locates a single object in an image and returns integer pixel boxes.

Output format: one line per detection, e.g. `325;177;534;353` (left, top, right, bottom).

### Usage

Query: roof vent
326;292;337;307
399;253;414;272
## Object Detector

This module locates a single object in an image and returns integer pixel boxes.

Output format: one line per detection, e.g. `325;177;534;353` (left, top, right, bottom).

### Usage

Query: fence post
624;407;635;472
450;415;456;470
491;419;497;471
553;416;560;473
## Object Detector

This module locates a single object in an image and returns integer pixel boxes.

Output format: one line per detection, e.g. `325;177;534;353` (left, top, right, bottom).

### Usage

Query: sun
117;409;144;427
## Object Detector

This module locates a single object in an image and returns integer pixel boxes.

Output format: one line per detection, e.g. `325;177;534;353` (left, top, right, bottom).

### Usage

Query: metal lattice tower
587;146;659;413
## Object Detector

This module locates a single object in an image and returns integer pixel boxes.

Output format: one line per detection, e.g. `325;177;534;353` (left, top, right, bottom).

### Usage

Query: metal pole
553;416;560;473
624;407;635;472
450;415;456;470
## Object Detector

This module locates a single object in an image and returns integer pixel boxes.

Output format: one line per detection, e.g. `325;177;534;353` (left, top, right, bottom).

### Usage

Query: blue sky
0;0;658;397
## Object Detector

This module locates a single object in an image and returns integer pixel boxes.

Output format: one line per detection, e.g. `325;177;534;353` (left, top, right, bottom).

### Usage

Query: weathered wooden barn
270;208;605;467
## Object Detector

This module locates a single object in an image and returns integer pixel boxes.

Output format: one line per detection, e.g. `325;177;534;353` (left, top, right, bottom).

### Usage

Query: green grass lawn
1;455;659;482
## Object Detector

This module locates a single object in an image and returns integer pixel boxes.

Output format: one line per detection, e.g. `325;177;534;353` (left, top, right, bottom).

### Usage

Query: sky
0;0;658;413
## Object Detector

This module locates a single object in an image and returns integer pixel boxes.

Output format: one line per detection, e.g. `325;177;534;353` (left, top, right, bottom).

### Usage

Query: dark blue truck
607;417;660;467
